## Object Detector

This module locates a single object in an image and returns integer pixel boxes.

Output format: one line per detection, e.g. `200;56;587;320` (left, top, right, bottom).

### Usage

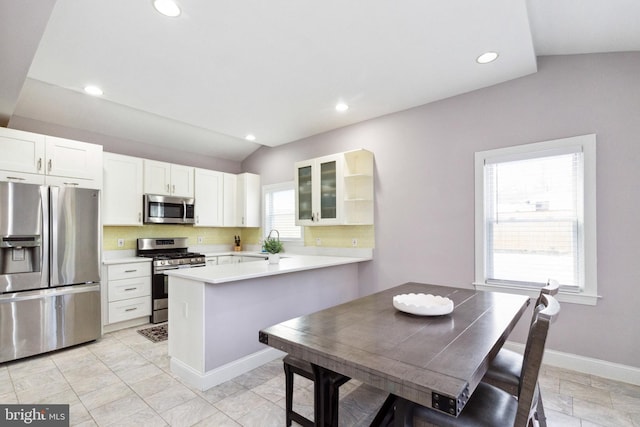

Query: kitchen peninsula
164;253;371;390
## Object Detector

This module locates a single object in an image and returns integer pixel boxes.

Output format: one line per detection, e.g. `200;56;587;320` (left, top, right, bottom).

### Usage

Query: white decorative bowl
393;293;454;316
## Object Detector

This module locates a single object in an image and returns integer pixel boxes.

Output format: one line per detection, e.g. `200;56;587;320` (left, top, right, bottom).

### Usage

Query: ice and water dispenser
0;236;42;276
0;181;46;293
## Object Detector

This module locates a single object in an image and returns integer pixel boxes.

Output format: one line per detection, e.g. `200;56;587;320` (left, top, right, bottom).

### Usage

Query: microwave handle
183;200;187;222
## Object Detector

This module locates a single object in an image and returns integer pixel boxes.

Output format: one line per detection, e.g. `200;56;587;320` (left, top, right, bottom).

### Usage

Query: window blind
484;152;584;289
264;188;302;240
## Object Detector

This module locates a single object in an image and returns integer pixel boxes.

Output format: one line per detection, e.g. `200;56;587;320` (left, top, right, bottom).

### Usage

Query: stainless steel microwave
143;194;195;224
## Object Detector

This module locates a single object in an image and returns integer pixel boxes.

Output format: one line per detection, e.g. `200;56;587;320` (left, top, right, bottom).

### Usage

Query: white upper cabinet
143;160;194;197
236;173;261;227
220;172;260;227
295;149;374;226
194;168;224;227
170;164;194;197
295;154;343;226
0;128;45;174
103;153;144;226
0;128;102;189
0;170;45;185
222;173;237;227
45;136;103;182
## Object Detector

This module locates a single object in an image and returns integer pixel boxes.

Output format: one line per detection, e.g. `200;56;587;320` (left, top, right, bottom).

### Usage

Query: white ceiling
2;0;639;162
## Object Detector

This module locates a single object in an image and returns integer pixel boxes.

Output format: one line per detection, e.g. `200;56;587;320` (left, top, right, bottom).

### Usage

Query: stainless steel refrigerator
0;181;101;363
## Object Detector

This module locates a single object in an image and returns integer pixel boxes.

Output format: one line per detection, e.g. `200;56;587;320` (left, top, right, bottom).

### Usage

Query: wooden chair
482;279;559;426
283;355;350;427
391;293;561;427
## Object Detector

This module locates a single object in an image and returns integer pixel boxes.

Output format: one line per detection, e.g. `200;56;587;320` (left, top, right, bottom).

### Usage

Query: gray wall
9;116;242;173
243;52;640;368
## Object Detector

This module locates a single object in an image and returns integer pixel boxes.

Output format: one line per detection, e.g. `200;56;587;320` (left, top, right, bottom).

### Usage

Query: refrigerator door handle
0;283;101;303
40;186;50;289
49;186;59;286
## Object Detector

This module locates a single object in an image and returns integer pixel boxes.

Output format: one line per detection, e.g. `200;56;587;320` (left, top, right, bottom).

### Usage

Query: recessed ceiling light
335;102;349;112
245;134;256;141
476;51;499;64
84;85;103;96
153;0;181;17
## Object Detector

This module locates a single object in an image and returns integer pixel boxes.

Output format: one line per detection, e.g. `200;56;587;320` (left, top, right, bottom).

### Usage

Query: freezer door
0;182;48;293
50;186;101;287
0;284;101;363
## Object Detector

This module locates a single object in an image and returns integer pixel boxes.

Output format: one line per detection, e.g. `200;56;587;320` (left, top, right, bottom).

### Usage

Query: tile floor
1;324;639;426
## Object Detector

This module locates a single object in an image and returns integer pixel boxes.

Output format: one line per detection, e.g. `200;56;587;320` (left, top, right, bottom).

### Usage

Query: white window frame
474;134;598;305
262;181;303;243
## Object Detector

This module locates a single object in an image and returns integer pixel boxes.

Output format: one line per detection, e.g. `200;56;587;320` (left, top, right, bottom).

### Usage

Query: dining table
258;282;530;426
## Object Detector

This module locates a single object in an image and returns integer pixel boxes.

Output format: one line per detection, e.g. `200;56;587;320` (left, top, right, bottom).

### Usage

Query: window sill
473;282;599;306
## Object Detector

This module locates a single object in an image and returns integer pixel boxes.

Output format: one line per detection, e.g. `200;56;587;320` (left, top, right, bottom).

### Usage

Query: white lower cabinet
105;261;151;326
108;297;151;324
241;255;267;262
217;255;236;265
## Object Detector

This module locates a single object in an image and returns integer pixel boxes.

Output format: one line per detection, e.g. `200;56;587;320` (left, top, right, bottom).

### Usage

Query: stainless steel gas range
137;237;205;323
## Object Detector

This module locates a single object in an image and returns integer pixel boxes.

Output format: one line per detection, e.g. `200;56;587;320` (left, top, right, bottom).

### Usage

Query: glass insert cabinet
294;149;374;226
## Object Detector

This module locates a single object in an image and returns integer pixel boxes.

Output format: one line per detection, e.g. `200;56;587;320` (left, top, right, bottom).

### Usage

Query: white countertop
202;251;269;258
165;254;371;284
102;257;152;265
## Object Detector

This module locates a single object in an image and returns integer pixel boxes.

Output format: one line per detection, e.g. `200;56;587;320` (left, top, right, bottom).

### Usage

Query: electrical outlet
316;238;321;246
117;238;124;248
352;238;358;247
197;236;204;244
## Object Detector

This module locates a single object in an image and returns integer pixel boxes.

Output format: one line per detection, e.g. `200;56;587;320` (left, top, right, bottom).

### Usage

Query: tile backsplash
304;225;375;248
103;224;374;251
103;225;254;251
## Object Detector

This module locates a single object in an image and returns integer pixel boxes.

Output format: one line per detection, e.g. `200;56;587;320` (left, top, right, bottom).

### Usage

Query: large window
263;182;303;241
474;135;597;305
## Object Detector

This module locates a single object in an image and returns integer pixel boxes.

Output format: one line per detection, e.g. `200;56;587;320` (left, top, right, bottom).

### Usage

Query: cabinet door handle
48;159;52;172
63;182;79;186
37;158;42;171
138;212;142;222
166;184;170;193
124;288;137;291
6;176;26;181
124;269;137;273
196;215;199;224
125;307;138;312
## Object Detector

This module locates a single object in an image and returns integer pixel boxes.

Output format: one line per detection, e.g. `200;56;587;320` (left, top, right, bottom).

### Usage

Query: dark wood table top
259;282;530;416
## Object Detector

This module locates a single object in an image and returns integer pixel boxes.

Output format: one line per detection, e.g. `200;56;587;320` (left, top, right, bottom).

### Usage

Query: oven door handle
163;273;168;295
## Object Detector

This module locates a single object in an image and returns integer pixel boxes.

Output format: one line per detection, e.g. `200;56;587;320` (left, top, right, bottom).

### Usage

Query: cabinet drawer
108;263;150;280
108;296;151;324
108;276;151;302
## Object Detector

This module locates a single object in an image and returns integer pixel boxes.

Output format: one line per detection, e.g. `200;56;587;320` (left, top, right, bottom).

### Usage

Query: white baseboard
102;317;149;334
504;341;640;386
170;347;286;391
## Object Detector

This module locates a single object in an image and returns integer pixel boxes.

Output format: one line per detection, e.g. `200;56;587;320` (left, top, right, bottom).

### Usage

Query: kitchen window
263;182;303;242
474;134;597;305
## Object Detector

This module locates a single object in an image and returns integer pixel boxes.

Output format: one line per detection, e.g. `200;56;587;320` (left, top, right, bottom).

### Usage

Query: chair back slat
514;294;560;427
